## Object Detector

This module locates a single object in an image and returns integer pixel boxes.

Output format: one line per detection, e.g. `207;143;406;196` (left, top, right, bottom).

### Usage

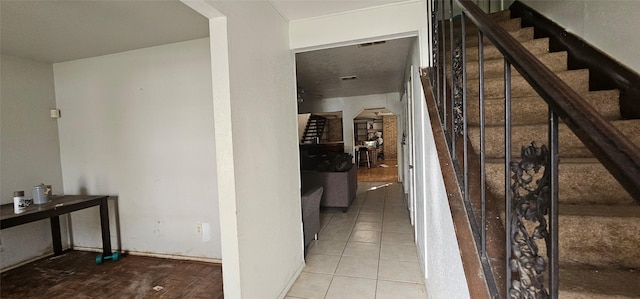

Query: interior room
353;108;399;182
1;1;223;297
296;37;413;184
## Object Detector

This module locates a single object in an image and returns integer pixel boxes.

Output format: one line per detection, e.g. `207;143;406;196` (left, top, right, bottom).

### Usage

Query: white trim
292;31;419;54
180;0;224;18
176;1;242;297
288;0;423;23
278;262;306;299
267;0;290;22
72;246;222;264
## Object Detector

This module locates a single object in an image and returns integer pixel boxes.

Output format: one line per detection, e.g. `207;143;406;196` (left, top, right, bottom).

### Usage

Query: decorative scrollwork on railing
452;39;464;135
509;142;551;299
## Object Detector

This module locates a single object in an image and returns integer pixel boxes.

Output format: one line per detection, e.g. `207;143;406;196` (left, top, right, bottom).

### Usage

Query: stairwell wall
520;0;640;73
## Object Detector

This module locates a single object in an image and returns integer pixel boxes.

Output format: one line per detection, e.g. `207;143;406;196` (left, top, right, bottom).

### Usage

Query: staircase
449;10;640;298
301;114;327;144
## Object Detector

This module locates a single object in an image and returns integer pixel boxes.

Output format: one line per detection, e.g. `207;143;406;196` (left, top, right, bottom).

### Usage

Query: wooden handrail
457;0;640;203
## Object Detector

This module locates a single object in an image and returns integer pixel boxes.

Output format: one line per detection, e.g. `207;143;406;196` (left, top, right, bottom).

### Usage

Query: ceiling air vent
357;41;387;48
340;75;358;81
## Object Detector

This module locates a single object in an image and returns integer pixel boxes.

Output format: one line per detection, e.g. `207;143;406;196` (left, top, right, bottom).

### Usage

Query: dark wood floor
1;250;223;299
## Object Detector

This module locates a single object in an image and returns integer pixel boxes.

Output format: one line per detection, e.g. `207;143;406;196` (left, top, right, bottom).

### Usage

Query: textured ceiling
2;1;415;102
296;37;415;100
1;1;208;63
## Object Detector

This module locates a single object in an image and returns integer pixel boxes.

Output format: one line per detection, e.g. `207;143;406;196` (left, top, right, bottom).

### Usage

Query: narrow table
1;195;113;257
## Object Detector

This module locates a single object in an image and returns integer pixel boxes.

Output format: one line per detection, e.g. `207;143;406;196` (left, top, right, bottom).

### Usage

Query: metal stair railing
425;0;640;298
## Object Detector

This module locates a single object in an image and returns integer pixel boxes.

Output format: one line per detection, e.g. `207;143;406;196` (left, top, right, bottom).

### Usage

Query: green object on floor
96;251;120;264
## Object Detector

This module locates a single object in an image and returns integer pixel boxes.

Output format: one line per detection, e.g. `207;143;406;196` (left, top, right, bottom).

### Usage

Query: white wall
0;55;66;270
53;38;221;260
290;0;427;57
405;55;471;298
298;93;404;157
520;0;640;74
202;1;304;298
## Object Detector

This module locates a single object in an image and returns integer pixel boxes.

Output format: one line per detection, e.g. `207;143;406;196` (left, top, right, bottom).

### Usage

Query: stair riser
560;290;638;299
465;27;534;48
469;125;593;158
468;99;550;126
557;215;640;268
468;120;640;159
497;209;640;268
467;91;621;126
463;38;550;62
444;39;549;67
466;69;589;99
485;162;634;205
449;18;522;37
463;52;567;80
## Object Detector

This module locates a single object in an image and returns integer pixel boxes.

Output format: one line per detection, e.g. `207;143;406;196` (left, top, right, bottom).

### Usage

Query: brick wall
383;115;397;159
328;118;343;142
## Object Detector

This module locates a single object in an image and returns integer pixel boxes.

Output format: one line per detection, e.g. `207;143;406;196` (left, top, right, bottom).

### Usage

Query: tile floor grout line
373;185;387;299
325;187;364;299
292;182;425;298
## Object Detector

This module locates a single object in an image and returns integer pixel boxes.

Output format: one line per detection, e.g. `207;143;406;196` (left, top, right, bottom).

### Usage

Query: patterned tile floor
287;182;426;299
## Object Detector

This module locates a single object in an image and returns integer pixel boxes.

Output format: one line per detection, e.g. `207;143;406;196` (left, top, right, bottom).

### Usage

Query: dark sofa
301;165;357;211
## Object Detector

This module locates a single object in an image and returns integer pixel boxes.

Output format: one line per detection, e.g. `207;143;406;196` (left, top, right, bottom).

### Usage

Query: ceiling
0;0;209;63
1;0;414;101
315;108;394;120
272;0;416;100
296;37;415;100
355;108;395;119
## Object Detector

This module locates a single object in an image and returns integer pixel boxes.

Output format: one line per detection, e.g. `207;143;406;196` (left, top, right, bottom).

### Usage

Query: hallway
287;182;426;298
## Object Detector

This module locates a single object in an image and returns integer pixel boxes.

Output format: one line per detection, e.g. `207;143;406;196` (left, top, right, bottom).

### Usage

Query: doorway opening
353;108;399;182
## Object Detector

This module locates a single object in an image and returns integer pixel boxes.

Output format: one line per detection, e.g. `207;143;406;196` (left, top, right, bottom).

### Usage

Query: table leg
99;198;112;256
50;216;63;255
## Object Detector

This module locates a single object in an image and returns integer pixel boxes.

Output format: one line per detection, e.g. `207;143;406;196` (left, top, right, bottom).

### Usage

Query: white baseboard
2;247;222;273
72;246;222;264
278;260;306;299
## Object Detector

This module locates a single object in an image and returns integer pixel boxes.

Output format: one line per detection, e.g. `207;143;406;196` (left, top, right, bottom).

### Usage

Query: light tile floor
287;182;427;299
